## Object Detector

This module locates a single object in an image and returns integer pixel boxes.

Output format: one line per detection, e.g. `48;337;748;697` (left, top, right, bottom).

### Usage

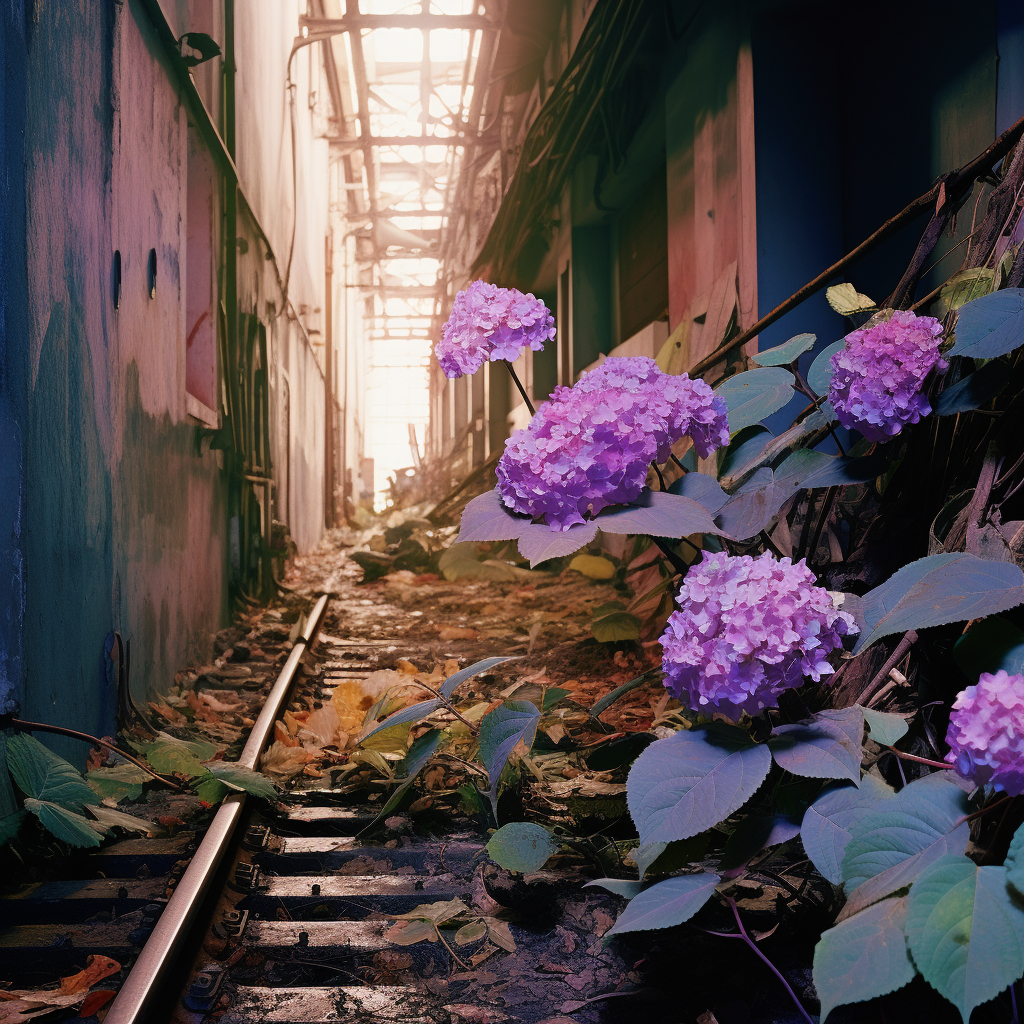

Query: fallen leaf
443;1006;508;1023
438;625;478;640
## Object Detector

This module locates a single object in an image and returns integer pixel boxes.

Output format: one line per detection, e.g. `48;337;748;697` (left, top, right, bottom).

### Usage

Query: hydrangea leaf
6;734;99;809
753;333;816;366
517;521;597;566
606;872;720;936
23;798;105;848
949;287;1024;359
857;705;910;746
713;367;796;432
905;856;1024;1022
627;726;773;846
457;488;530;544
716;467;780;540
852;552;1024;654
1005;822;1024;897
668;471;728;512
839;774;971;921
584;878;645;899
596;491;722;538
934;359;1009;415
201;761;278;800
720;812;802;869
773;448;891;497
591;611;642;642
813;896;916;1021
800;775;896;885
486;821;557;873
479;701;541;819
717;424;774;480
953;615;1024;679
807;340;846;397
441;657;517;700
768;707;864;783
827;282;876;316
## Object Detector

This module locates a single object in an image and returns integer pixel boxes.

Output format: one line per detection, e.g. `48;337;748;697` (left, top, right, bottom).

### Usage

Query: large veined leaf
23;798;105;847
952;615;1024;679
858;705;910;746
949;287;1024;359
441;657;517;700
716;468;781;540
800;775;896;885
839;774;971;920
714;367;796;431
807;340;846;397
360;698;442;744
591;611;642;642
87;764;150;803
934;359;1009;415
717;425;774;480
143;739;208;777
596;491;722;538
773;448;890;497
768;708;864;783
626;726;773;846
669;472;728;513
6;734;99;809
1005;821;1024;896
457;489;530;543
753;333;816;366
720;812;802;869
584;878;645;899
517;521;597;566
905;856;1024;1022
605;872;720;936
201;761;278;800
852;552;1024;654
486;821;558;873
479;700;541;818
813;897;916;1021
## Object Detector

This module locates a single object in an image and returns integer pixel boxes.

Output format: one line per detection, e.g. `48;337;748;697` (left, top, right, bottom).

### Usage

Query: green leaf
1004;821;1024;897
87;764;150;803
454;919;488;945
486;821;558;873
852;552;1024;654
800;775;896;885
479;701;541;820
857;705;910;746
391;897;470;925
569;554;616;579
6;733;99;809
542;687;571;712
360;698;442;744
606;872;720;935
87;805;158;834
813;897;916;1021
753;333;816;366
807;340;846;397
144;741;207;777
589;670;659;718
201;761;278;800
591;611;641;642
949;287;1024;359
839;774;971;921
716;468;781;540
934;359;1009;415
635;834;711;879
0;810;27;845
194;777;230;804
768;708;864;783
717;425;773;480
440;656;518;700
826;282;876;316
936;267;994;317
905;855;1024;1022
517;521;598;566
24;798;104;847
720;813;801;870
584;878;645;899
626;725;773;846
953;615;1024;679
714;368;796;432
360;729;443;834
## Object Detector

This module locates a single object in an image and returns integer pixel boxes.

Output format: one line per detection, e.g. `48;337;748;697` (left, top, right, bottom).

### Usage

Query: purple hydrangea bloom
496;356;729;530
944;670;1024;795
659;551;857;719
829;309;947;442
435;281;555;378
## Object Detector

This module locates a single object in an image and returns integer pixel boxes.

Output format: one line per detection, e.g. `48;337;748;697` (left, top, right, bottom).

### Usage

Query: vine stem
8;718;184;790
790;361;846;456
703;899;816;1024
504;360;536;416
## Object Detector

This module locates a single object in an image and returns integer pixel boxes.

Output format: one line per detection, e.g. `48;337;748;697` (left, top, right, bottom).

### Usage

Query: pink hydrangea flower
495;356;729;530
944;670;1024;795
659;551;857;719
435;281;555;378
829;309;947;442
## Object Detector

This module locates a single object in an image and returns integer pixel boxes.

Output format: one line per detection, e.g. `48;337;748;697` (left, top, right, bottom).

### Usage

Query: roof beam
301;14;493;33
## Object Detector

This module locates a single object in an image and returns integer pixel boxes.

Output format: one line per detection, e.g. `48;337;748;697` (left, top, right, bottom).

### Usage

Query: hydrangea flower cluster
495;356;729;530
659;551;857;719
435;281;556;378
944;670;1024;795
828;309;947;442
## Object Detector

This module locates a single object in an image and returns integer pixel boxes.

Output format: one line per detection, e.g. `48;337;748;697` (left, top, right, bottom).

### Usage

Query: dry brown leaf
438;625;477;640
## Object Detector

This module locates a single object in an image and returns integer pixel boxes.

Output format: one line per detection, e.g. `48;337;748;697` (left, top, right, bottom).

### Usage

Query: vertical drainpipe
324;232;334;528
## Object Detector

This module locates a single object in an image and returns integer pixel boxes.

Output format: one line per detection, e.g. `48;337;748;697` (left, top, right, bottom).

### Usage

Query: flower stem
504;360;536;417
885;746;952;771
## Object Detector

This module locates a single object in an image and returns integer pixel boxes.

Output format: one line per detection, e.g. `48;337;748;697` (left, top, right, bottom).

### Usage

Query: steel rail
103;593;330;1024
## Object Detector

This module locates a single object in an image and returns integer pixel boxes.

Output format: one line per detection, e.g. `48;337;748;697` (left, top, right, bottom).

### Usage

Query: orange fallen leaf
80;990;116;1016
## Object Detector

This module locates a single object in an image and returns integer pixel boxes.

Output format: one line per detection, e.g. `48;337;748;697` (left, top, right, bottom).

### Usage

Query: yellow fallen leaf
568;554;616;580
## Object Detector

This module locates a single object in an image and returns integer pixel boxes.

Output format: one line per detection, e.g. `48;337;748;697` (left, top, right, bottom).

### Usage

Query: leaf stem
884;746;951;771
410;682;479;734
9;718;184;790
